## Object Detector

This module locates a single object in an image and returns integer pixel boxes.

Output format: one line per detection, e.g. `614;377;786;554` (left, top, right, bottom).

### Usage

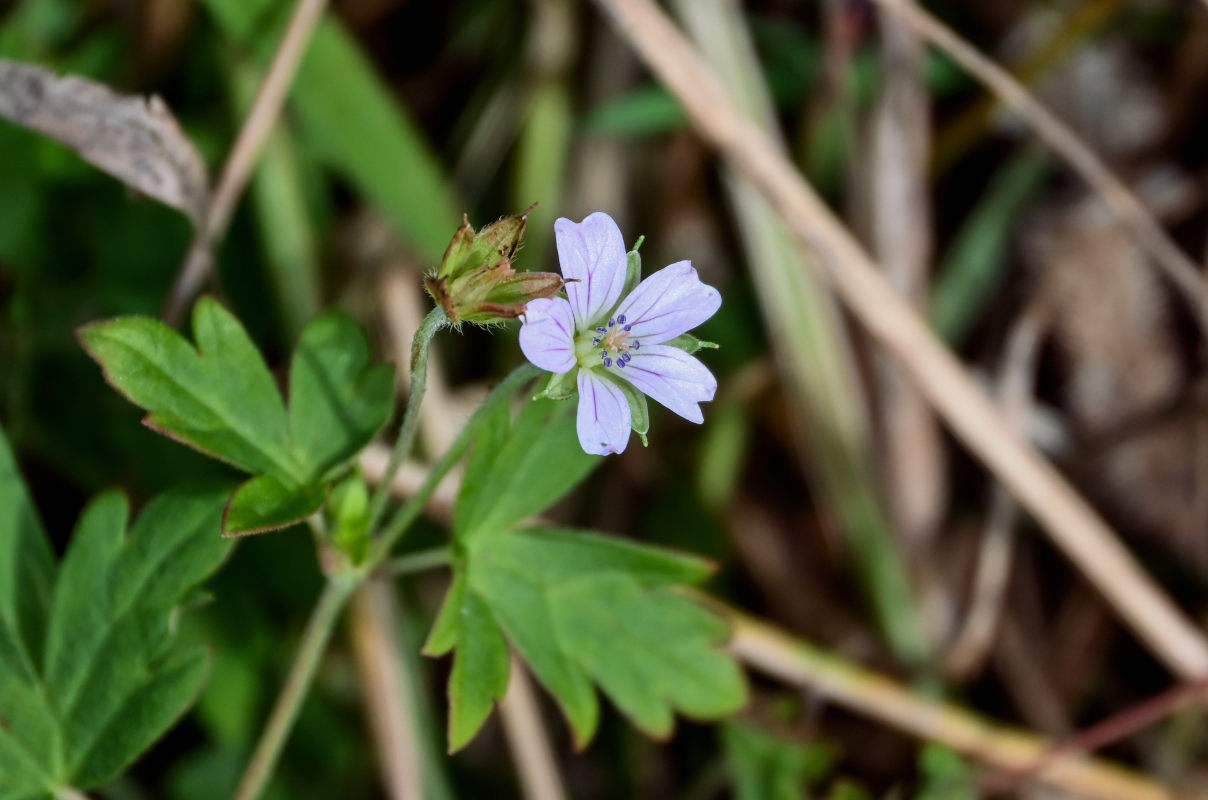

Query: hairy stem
381;546;453;577
233;577;355;800
234;361;538;800
366;306;447;534
368;362;541;563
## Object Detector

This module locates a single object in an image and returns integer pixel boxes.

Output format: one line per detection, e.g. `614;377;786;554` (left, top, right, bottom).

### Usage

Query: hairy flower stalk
520;212;721;454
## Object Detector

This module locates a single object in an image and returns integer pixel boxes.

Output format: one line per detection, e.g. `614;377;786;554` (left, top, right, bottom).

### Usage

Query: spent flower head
425;205;565;325
519;212;720;455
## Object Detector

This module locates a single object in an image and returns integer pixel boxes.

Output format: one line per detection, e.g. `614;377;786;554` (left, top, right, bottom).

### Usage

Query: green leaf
423;573;511;753
427;527;741;751
288;311;395;480
914;744;976;800
931;150;1049;345
446;590;510;752
45;486;232;785
81;300;394;536
0;484;230;795
722;722;835;800
78;298;298;480
455;399;599;540
224;475;325;537
70;647;209;789
195;0;461;261
0;421;54;669
548;574;745;736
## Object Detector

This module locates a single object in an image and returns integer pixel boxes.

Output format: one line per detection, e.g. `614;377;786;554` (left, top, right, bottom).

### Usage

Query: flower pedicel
519;212;721;455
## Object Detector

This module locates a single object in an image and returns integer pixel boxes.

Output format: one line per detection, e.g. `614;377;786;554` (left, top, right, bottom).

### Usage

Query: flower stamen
591;316;641;369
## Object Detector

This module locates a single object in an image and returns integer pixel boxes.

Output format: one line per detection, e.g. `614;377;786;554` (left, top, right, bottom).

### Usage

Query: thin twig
500;654;568;800
235;365;539;800
672;0;925;666
591;0;1208;680
982;679;1208;795
942;304;1047;678
716;600;1183;800
349;580;425;800
868;10;945;552
869;0;1208;337
164;0;329;324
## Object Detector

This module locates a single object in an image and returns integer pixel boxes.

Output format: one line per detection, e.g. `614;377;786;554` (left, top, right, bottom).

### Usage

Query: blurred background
2;0;1208;797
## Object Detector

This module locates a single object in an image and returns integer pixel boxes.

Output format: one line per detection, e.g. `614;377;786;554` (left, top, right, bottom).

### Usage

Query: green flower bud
425;205;565;324
328;471;370;564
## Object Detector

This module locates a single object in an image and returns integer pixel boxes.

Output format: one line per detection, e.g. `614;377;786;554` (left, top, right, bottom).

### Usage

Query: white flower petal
556;212;627;330
519;297;577;374
614;260;720;345
616;344;716;424
576;369;632;455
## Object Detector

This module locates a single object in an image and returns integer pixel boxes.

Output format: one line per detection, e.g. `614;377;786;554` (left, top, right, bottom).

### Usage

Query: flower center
576;314;641;369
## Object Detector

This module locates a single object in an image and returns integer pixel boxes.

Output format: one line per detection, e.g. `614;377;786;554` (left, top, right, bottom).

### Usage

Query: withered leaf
0;58;209;224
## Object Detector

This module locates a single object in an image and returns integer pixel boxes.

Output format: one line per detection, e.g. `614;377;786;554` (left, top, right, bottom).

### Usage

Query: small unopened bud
328;472;370;564
425;204;565;324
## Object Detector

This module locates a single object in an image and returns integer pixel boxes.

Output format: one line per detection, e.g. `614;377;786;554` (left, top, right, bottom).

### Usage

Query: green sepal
601;372;649;436
664;333;719;354
623;237;644;297
535;369;579;401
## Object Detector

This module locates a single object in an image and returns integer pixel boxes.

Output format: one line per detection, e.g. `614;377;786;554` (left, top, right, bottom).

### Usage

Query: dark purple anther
617;314;627;324
597;326;607;333
593;337;601;345
601;350;608;359
621;352;631;363
633;340;641;350
608;317;615;327
618;360;626;368
623;324;631;332
603;356;613;367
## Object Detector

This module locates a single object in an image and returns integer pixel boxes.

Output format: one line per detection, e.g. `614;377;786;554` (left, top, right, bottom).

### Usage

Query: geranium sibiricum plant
519;212;721;455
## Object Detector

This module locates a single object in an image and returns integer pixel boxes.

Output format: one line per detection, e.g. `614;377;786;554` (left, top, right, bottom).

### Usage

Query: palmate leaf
79;298;394;535
429;526;746;751
455;398;598;540
0;422;232;799
428;400;746;750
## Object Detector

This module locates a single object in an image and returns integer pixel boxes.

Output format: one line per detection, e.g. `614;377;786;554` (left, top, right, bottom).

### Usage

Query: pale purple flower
519;212;721;455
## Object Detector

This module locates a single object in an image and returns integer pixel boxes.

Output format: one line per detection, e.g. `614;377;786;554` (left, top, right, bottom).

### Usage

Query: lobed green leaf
288;311;395;480
82;300;394;536
455;399;598;540
428;526;742;751
0;461;231;796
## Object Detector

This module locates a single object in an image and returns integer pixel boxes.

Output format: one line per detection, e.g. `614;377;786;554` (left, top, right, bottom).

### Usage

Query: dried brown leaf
0;58;209;223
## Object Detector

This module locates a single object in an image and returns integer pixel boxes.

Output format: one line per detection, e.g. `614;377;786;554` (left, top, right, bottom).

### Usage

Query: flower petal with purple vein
576;369;632;455
519;297;577;374
614;261;720;345
555;213;627;329
616;344;717;424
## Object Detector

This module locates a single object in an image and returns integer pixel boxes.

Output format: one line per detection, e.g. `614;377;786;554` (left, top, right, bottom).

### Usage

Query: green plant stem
381;546;453;577
234;361;538;800
366;305;447;534
367;362;541;564
232;577;355;800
